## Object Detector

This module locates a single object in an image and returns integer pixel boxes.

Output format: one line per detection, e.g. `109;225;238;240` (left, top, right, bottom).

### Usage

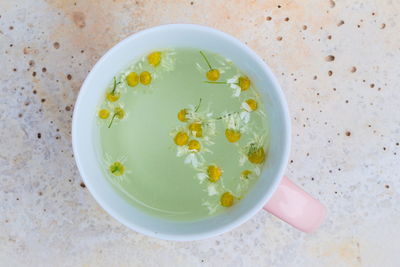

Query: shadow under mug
72;24;326;241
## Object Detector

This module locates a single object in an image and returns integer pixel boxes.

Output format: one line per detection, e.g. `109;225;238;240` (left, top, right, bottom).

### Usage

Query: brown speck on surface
302;25;307;30
67;74;72;80
372;12;376;16
18;113;22;118
345;131;351;136
328;70;333;76
42;67;47;72
277;5;282;8
385;185;390;189
327;35;332;40
72;12;86;28
32;71;36;77
380;23;386;29
80;182;86;188
325;55;335;61
190;1;194;5
33;90;37;94
38;192;43;196
29;60;35;67
313;75;317;80
329;0;336;8
41;98;46;103
65;106;71;111
13;68;17;72
338;20;345;26
9;26;14;30
370;83;375;88
266;16;272;21
277;36;283;41
53;42;60;49
37;133;41;139
345;100;349;103
383;147;386;151
284;17;289;21
350;66;357;72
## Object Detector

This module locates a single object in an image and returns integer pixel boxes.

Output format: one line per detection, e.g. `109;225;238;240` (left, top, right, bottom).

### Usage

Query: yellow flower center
109;162;125;176
177;109;188;122
106;92;120;102
174;132;189;146
241;170;252;179
98;109;110;119
147;51;161;67
140;71;152;85
114;107;125;119
225;129;241;143
188;122;203;137
206;69;220;81
220;192;234;207
238;76;251;91
248;147;266;164
207;165;222;182
126;72;139;87
188;140;201;152
245;99;258;111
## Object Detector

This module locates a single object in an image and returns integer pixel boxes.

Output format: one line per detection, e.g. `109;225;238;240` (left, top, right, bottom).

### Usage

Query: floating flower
140;71;152;85
109;161;125;176
199;51;220;81
106;77;121;102
177;109;188;122
174;131;189;146
206;74;252;97
220;192;234;207
188;139;201;152
239;133;267;165
108;106;125;128
240;170;253;179
98;109;110;119
147;51;161;67
188;122;203;138
207;165;223;182
242;99;258;112
126;72;139;87
225;129;241;143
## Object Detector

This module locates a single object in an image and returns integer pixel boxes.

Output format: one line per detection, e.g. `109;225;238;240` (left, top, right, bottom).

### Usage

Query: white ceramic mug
72;24;326;241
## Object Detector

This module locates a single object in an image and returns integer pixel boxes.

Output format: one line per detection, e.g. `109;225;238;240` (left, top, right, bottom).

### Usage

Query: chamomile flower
184;99;217;139
170;127;212;168
220;111;249;143
148;50;176;72
108;106;126;128
98;109;110;119
102;153;130;183
105;77;121;102
220;192;235;207
199;51;220;81
239;133;267;165
196;164;223;183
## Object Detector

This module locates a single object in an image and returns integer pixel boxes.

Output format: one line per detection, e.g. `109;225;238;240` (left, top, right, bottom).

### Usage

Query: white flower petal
254;166;261;176
242;102;252;112
207;184;219;196
197;173;208;183
239;154;247;166
233;86;241;97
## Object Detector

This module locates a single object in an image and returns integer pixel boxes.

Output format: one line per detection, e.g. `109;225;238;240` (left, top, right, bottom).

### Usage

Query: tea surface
97;48;268;221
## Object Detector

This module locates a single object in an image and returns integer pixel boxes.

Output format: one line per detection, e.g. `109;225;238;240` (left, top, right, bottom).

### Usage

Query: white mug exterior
72;24;291;241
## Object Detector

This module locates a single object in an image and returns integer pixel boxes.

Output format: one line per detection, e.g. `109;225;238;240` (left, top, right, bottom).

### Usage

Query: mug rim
72;24;291;241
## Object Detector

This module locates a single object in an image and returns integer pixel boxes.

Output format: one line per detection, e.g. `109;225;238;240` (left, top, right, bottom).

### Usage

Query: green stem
108;113;117;128
195;98;202;112
199;51;213;70
111;77;117;94
213;111;239;120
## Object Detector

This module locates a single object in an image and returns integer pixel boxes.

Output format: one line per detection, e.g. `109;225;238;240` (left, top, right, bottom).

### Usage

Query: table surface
1;0;399;266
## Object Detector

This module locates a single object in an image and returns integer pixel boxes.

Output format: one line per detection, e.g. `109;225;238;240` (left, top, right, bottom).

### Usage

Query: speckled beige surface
1;0;400;266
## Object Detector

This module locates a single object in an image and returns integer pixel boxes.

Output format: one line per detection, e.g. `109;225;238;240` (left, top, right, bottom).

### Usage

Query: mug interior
72;24;290;241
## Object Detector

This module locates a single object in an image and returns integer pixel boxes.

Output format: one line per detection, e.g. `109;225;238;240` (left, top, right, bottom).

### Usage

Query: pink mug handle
263;177;326;233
